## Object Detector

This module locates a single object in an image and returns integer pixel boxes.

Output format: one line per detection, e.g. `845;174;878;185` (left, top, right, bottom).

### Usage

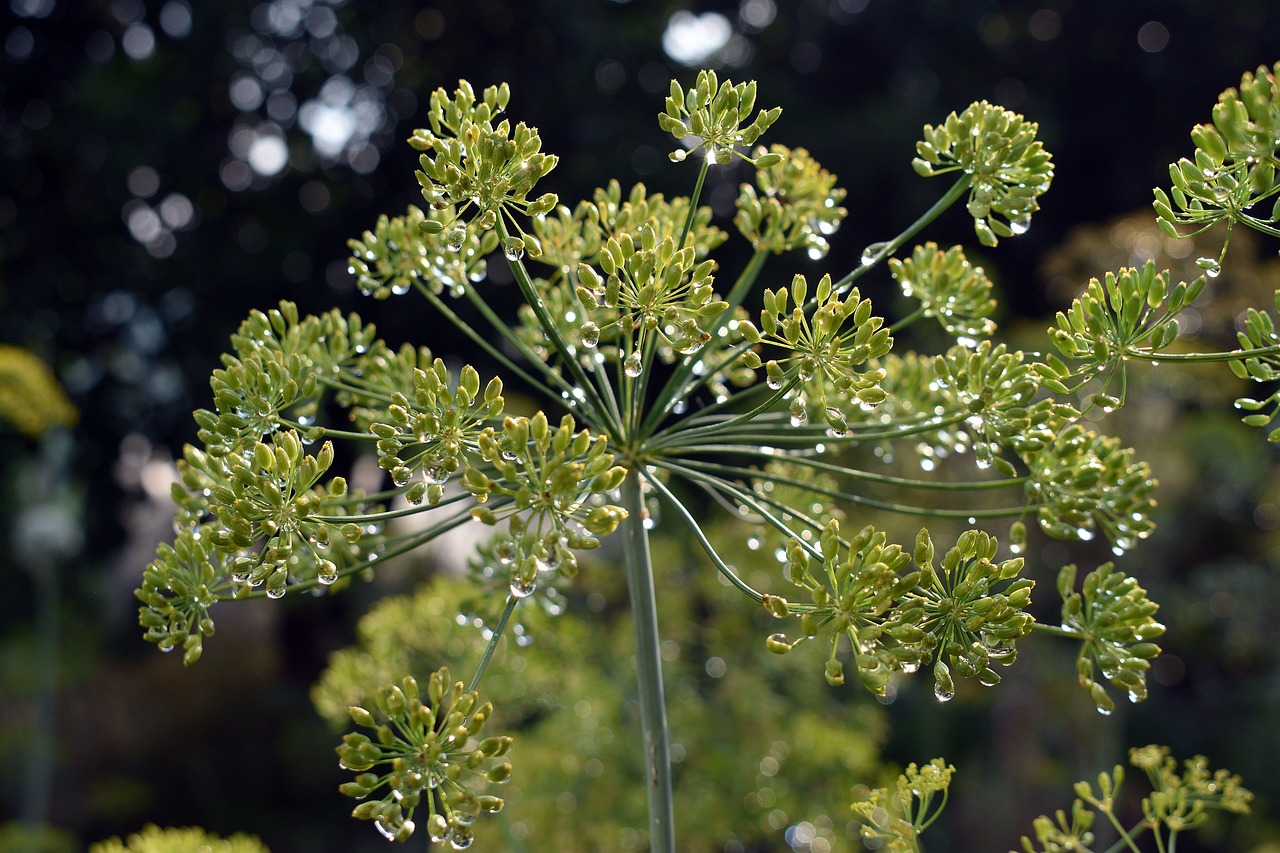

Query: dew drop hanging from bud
446;224;466;252
623;351;644;378
1195;256;1222;278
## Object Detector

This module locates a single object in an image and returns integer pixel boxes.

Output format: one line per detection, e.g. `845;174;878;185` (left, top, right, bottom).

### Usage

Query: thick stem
620;471;675;852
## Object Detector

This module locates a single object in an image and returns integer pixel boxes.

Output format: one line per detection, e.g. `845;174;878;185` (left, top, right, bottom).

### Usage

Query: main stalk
620;470;675;852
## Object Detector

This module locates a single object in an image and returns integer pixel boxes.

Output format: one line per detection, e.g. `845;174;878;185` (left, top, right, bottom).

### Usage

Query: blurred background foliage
3;0;1280;850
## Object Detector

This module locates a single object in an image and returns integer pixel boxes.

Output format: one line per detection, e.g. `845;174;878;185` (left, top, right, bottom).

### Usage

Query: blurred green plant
0;344;77;439
136;62;1280;850
89;825;269;853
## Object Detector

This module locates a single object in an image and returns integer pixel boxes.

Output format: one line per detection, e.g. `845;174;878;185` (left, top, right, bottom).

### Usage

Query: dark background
3;1;1280;850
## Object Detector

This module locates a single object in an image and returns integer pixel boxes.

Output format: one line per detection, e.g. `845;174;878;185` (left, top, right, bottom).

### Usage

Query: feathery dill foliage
134;64;1280;849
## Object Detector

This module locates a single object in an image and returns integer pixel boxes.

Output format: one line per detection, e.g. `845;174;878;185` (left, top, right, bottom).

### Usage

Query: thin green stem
642;247;771;436
678;158;711;249
643;465;768;602
830;176;971;293
418;281;564;409
467;595;520;693
1098;804;1146;853
674;448;1025;492
1030;623;1080;639
664;455;1028;520
889;305;928;333
1122;344;1280;363
648;374;800;450
498;220;621;436
619;471;675;853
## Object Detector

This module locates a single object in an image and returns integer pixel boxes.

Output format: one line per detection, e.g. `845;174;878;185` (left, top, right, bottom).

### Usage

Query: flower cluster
575;224;725;361
739;273;891;434
1018;747;1251;852
1058;563;1165;714
195;302;376;456
1025;426;1157;550
370;360;504;505
1155;62;1280;251
347;204;497;300
767;524;1037;700
338;669;512;845
888;242;997;341
658;70;783;166
850;758;955;852
137;523;225;666
408;80;558;259
1041;262;1196;395
913;100;1054;246
914;528;1033;698
1129;745;1253;825
465;412;628;597
734;144;847;258
768;521;923;694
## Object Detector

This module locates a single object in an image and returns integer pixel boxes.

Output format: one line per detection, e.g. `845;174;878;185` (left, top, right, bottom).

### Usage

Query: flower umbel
913;100;1054;246
659;69;782;165
851;758;955;852
408;80;558;259
337;668;512;845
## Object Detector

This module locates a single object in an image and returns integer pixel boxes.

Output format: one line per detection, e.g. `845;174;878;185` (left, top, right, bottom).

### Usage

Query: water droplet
446;225;466;252
789;399;808;427
1095;704;1113;717
450;825;475;849
1009;215;1031;235
581;322;600;348
860;241;890;267
503;242;524;262
1195;257;1221;278
374;821;397;842
933;682;954;702
317;560;338;585
266;584;286;600
510;577;536;598
391;281;411;296
623;351;644;378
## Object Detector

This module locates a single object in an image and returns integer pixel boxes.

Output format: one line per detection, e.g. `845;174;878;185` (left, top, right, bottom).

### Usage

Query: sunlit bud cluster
409;80;556;258
1025;426;1156;551
337;669;512;846
739;274;890;434
915;529;1033;697
851;759;955;852
888;242;997;341
466;413;627;599
347;204;497;300
1156;63;1280;250
913;99;1053;246
734;144;846;259
659;70;782;166
1058;563;1165;714
371;360;504;506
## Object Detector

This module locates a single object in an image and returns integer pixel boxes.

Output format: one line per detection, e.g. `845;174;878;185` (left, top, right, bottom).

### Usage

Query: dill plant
135;64;1280;850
